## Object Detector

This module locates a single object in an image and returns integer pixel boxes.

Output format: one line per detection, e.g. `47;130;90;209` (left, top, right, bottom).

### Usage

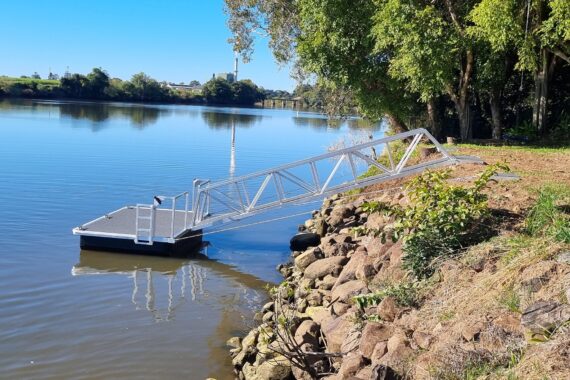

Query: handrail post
184;192;189;229
170;196;176;238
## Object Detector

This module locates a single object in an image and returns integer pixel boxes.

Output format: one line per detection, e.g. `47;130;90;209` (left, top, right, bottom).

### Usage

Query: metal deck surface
75;206;195;242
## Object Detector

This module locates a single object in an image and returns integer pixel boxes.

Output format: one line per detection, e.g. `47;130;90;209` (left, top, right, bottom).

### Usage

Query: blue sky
0;0;295;90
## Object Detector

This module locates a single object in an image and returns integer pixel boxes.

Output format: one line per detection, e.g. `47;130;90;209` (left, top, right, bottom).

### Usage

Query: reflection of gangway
73;128;483;254
71;250;207;322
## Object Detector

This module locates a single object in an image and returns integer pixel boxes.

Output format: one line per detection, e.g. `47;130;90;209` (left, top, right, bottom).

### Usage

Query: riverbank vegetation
225;0;570;144
0;69;266;106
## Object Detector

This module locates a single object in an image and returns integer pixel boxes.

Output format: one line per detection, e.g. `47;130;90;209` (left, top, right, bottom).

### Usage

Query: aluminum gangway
73;128;483;254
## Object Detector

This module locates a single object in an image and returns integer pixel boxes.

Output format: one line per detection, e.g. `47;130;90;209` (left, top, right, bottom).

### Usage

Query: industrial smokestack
234;57;238;82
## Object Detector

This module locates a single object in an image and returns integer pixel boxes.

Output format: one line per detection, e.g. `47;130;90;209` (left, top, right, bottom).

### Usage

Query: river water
0;99;382;379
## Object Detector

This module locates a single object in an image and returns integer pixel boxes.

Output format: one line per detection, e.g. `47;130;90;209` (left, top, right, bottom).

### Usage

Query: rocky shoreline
227;188;570;379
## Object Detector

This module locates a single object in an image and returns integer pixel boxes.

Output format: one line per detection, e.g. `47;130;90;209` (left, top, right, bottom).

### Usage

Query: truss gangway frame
188;128;483;231
73;128;484;250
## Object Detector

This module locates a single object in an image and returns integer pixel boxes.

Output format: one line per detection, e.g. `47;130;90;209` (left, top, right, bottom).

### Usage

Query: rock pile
228;191;570;380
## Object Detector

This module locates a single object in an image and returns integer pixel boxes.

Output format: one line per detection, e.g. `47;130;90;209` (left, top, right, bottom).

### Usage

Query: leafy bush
525;186;570;243
353;281;422;310
385;164;508;278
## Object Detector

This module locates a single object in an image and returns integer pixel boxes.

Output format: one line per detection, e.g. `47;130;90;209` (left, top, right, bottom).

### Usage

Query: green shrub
353;281;422;310
525;186;570;243
385;164;508;278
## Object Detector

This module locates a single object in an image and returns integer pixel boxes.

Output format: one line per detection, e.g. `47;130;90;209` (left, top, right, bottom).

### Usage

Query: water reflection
72;249;270;322
201;110;262;129
59;102;164;129
292;114;382;131
0;99;382;132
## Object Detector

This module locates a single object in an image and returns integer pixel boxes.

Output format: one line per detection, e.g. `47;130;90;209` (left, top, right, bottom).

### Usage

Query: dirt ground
364;144;569;215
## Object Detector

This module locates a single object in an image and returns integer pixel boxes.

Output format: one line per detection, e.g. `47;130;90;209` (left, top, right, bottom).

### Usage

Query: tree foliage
1;69;265;106
203;78;264;105
225;0;570;141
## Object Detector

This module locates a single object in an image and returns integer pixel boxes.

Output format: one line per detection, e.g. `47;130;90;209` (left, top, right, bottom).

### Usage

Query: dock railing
136;191;189;241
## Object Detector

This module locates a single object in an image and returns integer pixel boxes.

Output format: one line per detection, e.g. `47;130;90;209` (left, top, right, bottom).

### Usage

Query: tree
189;80;201;86
86;68;110;99
123;72;170;101
202;78;233;104
232;80;264;105
31;72;41;79
224;0;428;133
60;73;88;98
470;0;570;133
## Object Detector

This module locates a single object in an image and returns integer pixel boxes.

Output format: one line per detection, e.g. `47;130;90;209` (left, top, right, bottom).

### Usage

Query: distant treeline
0;69;266;106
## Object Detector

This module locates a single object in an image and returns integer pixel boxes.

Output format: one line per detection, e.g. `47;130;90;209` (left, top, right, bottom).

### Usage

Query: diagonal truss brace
187;128;483;230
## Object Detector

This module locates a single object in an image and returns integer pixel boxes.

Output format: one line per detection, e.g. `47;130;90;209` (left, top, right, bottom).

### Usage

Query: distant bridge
261;97;303;108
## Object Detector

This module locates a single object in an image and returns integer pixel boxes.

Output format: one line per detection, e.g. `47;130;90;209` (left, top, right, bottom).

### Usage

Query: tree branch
549;47;570;64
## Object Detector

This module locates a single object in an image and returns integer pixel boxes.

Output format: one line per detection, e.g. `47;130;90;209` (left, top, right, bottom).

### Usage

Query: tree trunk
454;97;471;141
385;113;408;134
447;48;474;141
533;50;557;134
489;89;503;140
427;98;442;140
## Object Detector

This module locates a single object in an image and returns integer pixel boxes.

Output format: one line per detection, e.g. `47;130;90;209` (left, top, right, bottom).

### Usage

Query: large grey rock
242;329;259;352
359;322;394;359
322;314;354;353
377;296;400;322
227;336;242;349
295;320;321;348
333;251;366;289
365;237;393;258
252;356;292;380
328;205;355;227
322;242;352;257
341;325;361;354
338;353;367;379
304;256;348;280
331;280;368;303
306;290;323;306
521;300;570;340
315;218;329;237
370;364;401;380
295;247;322;270
412;331;433;350
317;274;337;290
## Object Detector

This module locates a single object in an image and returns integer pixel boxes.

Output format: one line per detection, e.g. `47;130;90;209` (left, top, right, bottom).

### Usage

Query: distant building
213;57;239;84
167;83;203;94
216;72;235;83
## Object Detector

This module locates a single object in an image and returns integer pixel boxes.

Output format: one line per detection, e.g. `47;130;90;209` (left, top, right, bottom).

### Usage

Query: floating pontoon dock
73;128;483;255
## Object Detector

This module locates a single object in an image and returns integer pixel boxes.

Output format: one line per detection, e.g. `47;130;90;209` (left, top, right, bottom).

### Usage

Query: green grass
0;76;60;87
525;186;570;243
498;286;521;313
451;142;570;153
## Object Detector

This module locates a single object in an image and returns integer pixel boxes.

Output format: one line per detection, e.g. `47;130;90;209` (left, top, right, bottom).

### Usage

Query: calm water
0;99;382;379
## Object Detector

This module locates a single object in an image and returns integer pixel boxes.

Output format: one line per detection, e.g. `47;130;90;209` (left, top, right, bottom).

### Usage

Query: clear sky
0;0;295;90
